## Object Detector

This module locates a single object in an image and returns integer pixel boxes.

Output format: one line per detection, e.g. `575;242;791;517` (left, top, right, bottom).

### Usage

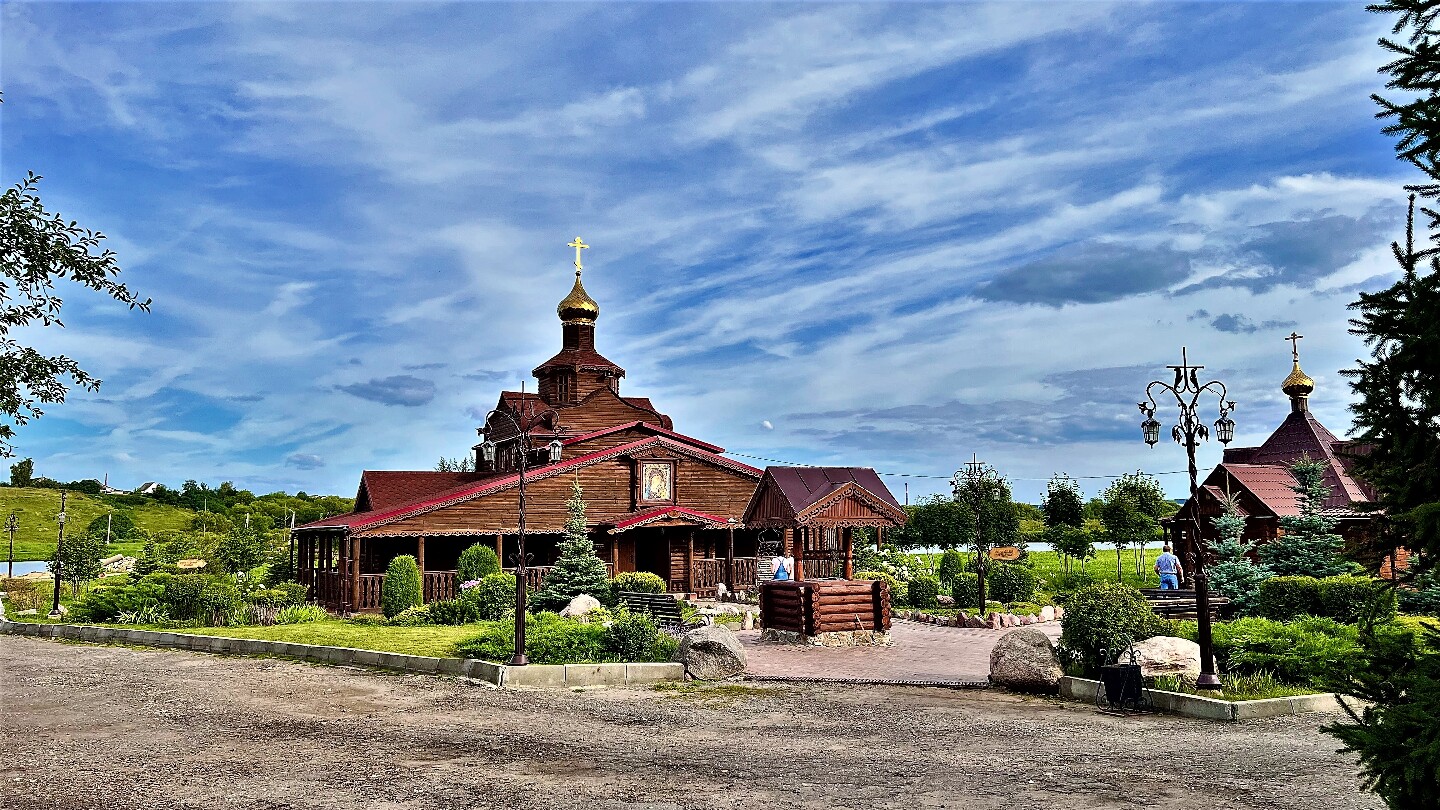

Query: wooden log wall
760;579;891;635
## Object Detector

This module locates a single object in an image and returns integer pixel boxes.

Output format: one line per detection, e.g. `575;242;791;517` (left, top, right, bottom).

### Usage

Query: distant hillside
0;487;199;561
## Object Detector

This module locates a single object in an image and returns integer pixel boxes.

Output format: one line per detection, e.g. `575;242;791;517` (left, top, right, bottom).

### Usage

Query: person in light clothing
1154;544;1184;590
771;553;790;581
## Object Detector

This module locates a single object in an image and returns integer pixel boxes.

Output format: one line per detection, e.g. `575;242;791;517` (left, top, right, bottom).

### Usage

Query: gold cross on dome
1286;331;1304;361
567;237;589;274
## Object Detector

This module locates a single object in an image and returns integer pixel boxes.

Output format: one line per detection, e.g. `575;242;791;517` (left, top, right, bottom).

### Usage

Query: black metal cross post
1138;347;1236;691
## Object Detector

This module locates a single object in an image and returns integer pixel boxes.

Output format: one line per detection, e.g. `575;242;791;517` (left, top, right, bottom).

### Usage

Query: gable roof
562;421;724;453
300;434;761;534
609;506;732;533
1210;408;1374;512
743;466;906;528
355;471;486;513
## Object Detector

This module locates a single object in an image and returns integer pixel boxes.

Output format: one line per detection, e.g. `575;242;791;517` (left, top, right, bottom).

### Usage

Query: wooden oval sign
989;546;1021;561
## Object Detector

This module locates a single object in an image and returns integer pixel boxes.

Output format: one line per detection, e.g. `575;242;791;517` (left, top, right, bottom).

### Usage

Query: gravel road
0;636;1381;810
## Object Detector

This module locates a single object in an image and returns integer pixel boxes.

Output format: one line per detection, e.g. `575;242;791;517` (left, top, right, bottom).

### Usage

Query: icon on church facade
641;462;673;503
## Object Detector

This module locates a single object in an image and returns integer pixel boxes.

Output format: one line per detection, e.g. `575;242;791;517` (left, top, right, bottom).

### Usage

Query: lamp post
952;456;1006;613
479;388;563;667
1138;346;1236;691
49;492;68;617
6;512;17;579
725;517;738;593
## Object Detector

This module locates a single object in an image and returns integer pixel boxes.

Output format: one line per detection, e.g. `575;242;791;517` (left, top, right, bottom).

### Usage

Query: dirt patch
0;636;1380;810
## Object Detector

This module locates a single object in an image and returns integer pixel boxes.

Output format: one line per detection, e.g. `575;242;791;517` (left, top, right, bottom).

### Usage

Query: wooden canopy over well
742;467;905;581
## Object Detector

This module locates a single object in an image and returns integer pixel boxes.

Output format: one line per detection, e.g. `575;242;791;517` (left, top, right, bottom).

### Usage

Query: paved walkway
739;619;1062;686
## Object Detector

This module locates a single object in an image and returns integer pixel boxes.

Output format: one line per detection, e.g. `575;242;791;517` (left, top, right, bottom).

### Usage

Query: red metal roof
765;467;903;512
561;421;724;453
299;434;762;535
1220;464;1302;516
357;471;486;512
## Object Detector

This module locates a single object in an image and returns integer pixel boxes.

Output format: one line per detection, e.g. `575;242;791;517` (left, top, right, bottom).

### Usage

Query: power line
726;451;1192;482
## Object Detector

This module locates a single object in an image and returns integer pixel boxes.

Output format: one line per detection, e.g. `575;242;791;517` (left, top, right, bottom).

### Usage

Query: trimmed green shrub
1179;616;1361;687
908;575;940;609
950;572;979;609
158;574;241;624
1257;576;1323;621
611;570;667;596
427;598;481;625
245;588;288;607
602;610;670;662
1319;575;1397;624
457;543;501;582
854;571;906;605
274;581;310;607
938;549;966;584
455;613;607;664
987;563;1038;603
381;555;423;618
386;605;432;626
1059;582;1166;673
273;604;328;624
461;572;519;621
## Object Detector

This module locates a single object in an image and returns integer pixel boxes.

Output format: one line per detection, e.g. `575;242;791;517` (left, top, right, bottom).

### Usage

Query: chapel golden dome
1282;360;1314;398
557;236;599;324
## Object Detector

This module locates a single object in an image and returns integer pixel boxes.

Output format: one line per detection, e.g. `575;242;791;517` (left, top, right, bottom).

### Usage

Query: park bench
616;591;690;631
1140;589;1234;621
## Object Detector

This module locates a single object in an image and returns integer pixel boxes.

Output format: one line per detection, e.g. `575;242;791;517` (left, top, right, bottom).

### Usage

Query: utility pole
49;492;68;617
105;511;113;545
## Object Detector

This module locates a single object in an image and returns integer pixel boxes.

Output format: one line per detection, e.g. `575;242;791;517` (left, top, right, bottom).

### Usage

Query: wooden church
294;239;905;612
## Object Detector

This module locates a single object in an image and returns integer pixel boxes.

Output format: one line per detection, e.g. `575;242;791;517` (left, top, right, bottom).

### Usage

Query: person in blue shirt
1154;544;1184;590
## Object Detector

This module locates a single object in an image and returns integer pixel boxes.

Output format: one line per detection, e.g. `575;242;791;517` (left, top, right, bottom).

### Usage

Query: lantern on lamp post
478;389;563;667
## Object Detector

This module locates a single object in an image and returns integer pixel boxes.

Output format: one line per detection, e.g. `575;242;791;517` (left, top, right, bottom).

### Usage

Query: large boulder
559;594;604;619
989;627;1063;693
1130;636;1210;678
678;624;746;680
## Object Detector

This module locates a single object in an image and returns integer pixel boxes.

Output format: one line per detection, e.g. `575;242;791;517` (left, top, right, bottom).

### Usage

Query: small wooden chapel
293;239;906;613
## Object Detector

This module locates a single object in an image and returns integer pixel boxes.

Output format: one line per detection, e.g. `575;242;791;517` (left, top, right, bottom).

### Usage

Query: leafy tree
9;458;32;487
1207;493;1272;616
890;495;970;556
533;478;611;611
1041;474;1086;529
1099;472;1168;581
0;163;151;456
435;456;476;472
1260;457;1352;578
1050;525;1096;574
85;512;136;543
48;531;105;595
951;472;1020;610
212;524;267;575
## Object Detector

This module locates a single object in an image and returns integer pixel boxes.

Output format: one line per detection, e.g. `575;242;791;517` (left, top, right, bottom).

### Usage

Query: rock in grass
678;624;746;680
989;627;1063;693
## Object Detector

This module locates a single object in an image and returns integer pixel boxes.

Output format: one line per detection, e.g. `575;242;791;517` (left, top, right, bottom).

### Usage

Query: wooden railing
357;574;384;611
424;571;458;603
802;558;844;580
734;557;758;585
690;557;761;595
503;564;615;591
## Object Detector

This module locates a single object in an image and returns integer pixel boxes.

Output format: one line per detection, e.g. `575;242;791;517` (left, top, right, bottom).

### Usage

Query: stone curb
1058;676;1343;721
0;612;682;689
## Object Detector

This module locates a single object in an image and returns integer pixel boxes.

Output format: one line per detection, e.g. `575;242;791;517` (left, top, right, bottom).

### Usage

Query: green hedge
987;563;1038;603
908;575;940;609
1257;576;1322;620
1059;582;1166;673
381;555;423;618
950;572;979;609
428;598;481;625
1258;575;1396;623
456;612;607;663
1177;616;1361;687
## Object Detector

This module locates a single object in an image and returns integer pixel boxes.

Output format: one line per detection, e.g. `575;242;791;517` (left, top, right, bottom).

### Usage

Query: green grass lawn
0;487;197;561
105;620;480;658
906;548;1168;591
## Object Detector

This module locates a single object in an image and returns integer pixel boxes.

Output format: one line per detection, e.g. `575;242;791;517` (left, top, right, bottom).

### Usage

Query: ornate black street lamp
952;456;1006;613
1138;347;1236;691
479;389;563;667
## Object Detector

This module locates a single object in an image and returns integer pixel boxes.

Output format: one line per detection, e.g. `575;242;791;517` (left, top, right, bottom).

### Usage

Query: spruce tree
1260;457;1352;577
533;478;611;612
1206;493;1271;616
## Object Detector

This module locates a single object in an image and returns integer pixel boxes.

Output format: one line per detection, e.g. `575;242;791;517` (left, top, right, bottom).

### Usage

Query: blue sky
0;2;1415;503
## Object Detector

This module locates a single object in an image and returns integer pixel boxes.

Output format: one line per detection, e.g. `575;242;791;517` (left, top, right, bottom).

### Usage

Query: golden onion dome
1282;360;1314;398
557;271;599;324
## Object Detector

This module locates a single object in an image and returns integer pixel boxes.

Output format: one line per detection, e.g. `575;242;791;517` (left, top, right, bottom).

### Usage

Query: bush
854;571;906;605
245;588;288;607
950;573;979;609
1398;568;1440;615
274;581;310;607
72;573;172;622
938;549;966;584
1047;569;1098;594
456;543;501;582
1059;582;1166;673
602;610;670;662
386;605;433;626
612;570;667;596
273;604;329;624
428;598;481;625
461;572;519;621
908;575;940;609
1257;576;1323;621
987;563;1038;603
1007;601;1043;617
381;555;423;618
1180;616;1361;687
455;613;607;664
1318;575;1397;624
